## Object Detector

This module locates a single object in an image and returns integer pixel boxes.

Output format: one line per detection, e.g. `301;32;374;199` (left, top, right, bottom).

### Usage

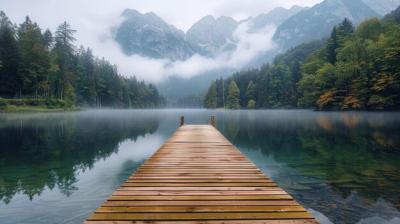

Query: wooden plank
96;205;307;212
85;125;318;224
102;200;300;207
86;220;318;224
112;190;288;196
121;183;278;187
125;179;274;182
88;212;313;220
108;195;293;200
117;187;283;191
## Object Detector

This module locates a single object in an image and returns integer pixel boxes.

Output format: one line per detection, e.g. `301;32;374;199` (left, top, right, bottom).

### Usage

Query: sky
0;0;322;82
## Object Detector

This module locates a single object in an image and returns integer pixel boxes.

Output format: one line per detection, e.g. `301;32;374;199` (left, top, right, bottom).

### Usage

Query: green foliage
356;18;382;41
0;98;70;111
204;12;400;110
326;27;339;64
203;41;323;109
247;99;256;109
17;17;50;97
203;81;217;108
0;11;19;97
383;5;400;23
226;80;240;109
0;97;7;109
300;16;400;110
245;81;256;102
0;11;164;108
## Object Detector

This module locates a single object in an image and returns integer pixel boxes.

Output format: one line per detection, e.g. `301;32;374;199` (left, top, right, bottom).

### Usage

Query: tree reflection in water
0;112;160;204
215;111;400;223
0;110;399;224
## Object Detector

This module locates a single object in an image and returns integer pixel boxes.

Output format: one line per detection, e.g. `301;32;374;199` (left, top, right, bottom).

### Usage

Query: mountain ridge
113;1;400;105
273;0;381;50
186;15;238;57
115;9;195;60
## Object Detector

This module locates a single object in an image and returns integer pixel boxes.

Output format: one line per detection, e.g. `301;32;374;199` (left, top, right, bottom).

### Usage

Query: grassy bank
0;98;75;113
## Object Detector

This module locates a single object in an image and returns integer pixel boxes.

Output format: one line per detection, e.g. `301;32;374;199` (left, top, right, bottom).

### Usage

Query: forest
0;11;165;110
204;7;400;110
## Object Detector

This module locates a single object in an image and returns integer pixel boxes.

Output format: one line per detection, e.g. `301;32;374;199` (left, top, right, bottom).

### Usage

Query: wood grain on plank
85;125;318;223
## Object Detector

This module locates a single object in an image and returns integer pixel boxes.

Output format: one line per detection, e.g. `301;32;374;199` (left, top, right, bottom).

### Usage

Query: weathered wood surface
85;125;318;224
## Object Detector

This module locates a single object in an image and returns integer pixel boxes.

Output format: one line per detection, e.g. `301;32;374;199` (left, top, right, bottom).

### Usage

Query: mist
88;20;277;82
1;0;321;82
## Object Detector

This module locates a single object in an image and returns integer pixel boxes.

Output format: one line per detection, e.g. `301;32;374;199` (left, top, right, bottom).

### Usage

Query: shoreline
0;105;78;113
1;107;400;114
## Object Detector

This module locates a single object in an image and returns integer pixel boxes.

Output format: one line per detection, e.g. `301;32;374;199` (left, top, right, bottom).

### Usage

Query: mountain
273;0;381;50
114;9;195;60
362;0;400;16
186;16;238;56
114;2;400;105
383;4;400;22
249;5;305;31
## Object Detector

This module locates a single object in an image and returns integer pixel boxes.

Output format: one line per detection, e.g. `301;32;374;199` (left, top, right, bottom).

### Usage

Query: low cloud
1;0;320;82
88;18;276;82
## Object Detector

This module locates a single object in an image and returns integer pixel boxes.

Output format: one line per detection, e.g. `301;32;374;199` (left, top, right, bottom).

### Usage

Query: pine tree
245;80;256;103
76;47;96;106
0;11;19;97
17;16;50;97
203;81;217;108
43;29;53;49
53;21;76;103
215;78;225;108
226;80;240;109
338;18;354;35
247;99;256;109
326;26;339;64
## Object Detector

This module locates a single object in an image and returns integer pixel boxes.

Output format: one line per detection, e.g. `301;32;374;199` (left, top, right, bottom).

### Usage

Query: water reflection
214;111;400;224
0;111;160;204
0;110;399;224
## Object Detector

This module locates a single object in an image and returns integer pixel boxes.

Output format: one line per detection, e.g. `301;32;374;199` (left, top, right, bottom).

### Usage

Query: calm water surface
0;109;399;224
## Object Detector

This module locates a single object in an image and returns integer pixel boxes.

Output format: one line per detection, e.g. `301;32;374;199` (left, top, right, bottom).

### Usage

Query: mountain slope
273;0;380;50
249;5;305;31
362;0;400;16
114;9;195;60
186;16;238;57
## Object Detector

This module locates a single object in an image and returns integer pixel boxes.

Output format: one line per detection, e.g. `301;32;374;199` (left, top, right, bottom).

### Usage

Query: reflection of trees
316;115;334;132
0;113;159;203
219;111;400;210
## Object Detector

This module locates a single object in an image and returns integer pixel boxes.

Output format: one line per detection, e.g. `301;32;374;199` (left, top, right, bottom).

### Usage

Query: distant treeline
204;7;400;110
0;11;165;108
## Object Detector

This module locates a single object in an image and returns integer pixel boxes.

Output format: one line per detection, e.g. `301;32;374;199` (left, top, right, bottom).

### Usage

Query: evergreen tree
43;29;53;49
203;81;217;108
226;80;240;109
17;17;50;97
0;11;19;97
245;80;256;103
337;18;354;36
0;13;165;109
247;99;256;109
203;12;400;110
326;26;339;64
76;47;96;106
215;78;225;108
53;21;77;102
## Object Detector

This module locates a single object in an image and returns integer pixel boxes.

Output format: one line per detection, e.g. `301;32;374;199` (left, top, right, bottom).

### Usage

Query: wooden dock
85;123;318;224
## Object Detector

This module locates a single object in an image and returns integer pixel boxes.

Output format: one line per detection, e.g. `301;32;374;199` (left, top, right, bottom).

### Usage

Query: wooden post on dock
209;115;216;127
180;116;185;126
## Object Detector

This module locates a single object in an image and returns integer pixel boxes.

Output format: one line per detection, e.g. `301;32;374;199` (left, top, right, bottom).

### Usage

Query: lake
0;109;399;224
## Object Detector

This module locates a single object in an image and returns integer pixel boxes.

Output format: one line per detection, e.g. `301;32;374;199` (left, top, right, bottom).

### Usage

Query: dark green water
0;109;399;224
